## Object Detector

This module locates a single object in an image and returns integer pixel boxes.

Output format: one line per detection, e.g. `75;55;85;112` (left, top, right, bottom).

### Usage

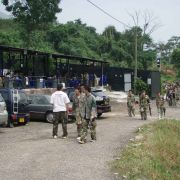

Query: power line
86;0;130;28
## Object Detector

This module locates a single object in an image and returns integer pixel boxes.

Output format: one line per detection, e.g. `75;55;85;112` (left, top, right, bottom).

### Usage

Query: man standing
139;90;150;120
72;87;84;138
50;83;70;139
156;92;166;119
78;86;97;144
127;90;135;117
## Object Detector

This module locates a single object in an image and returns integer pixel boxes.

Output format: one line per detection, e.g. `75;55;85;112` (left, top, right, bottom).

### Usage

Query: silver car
0;94;8;126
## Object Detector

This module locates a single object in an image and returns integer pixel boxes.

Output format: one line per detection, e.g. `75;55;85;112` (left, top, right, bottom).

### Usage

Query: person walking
139;90;150;120
50;83;70;139
156;92;166;119
72;87;84;138
78;86;97;144
127;90;135;117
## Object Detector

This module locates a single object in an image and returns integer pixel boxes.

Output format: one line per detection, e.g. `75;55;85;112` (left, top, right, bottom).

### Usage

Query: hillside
0;18;165;72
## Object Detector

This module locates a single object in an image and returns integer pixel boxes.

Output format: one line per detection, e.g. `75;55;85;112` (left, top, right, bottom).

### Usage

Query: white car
0;94;8;126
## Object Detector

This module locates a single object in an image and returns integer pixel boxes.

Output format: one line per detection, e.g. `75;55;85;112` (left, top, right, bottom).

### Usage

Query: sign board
147;78;151;85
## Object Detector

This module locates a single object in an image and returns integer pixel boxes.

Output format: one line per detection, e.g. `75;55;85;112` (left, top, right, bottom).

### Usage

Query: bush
134;77;148;95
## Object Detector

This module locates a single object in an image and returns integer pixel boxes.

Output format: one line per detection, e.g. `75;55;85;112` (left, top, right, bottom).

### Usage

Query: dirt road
0;101;179;180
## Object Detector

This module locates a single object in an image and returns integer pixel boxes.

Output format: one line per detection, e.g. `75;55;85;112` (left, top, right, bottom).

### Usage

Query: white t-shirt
50;91;70;112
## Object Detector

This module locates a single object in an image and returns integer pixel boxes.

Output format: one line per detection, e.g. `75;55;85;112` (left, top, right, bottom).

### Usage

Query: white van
0;94;8;126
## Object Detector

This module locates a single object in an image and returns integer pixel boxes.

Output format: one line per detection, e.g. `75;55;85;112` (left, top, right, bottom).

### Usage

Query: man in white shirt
50;83;70;139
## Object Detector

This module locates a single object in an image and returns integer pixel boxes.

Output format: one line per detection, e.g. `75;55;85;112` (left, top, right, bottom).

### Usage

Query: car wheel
45;112;54;123
97;113;102;118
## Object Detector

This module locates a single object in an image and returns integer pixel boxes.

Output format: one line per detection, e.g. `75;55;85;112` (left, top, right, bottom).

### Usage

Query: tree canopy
0;18;158;70
2;0;61;47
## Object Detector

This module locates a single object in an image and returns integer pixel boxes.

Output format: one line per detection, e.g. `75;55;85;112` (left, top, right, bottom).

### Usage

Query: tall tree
2;0;62;47
171;48;180;78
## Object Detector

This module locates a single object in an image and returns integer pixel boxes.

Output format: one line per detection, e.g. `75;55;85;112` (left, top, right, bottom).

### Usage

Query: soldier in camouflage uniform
72;87;85;138
127;90;135;117
139;91;150;120
175;86;180;105
78;86;97;144
156;92;166;119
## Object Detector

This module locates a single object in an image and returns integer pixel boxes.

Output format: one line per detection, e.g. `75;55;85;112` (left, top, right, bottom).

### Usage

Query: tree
171;48;180;78
102;26;120;40
2;0;62;47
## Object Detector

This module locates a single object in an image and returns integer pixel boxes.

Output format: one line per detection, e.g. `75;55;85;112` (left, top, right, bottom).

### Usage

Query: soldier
156;92;166;119
72;87;84;138
0;76;4;88
175;86;180;105
78;86;97;144
139;90;150;120
127;90;135;117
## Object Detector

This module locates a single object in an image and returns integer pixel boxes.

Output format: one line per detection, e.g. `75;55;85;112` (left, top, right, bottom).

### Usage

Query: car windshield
69;92;75;101
92;90;106;97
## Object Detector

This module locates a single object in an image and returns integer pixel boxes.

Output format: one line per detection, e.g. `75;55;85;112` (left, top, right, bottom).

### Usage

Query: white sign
124;73;131;83
147;78;151;85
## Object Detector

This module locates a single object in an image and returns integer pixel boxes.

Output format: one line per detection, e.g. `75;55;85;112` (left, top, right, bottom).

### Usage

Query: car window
31;96;49;104
29;96;39;104
0;91;9;102
69;92;75;101
45;95;51;103
38;96;49;104
0;94;4;102
17;92;28;104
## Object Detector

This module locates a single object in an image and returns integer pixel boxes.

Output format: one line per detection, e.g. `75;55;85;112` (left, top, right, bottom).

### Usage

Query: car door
28;95;42;119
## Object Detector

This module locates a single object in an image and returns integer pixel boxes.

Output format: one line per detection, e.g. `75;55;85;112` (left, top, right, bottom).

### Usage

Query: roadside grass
111;120;180;180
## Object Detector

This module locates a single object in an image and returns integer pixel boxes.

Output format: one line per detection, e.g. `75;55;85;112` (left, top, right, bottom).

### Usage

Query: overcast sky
1;0;180;43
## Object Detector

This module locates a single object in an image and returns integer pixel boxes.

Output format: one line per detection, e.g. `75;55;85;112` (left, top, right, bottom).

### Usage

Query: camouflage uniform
72;93;85;137
156;95;166;119
0;77;3;88
127;93;135;117
80;94;97;142
175;87;180;105
139;94;150;120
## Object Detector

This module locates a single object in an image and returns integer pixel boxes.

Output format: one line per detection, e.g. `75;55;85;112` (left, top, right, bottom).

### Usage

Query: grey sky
1;0;180;42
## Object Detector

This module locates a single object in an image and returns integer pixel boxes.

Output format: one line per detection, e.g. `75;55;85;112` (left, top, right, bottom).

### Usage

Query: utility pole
134;27;138;94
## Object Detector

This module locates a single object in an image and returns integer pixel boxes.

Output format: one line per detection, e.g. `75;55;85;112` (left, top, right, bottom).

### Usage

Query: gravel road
0;101;179;180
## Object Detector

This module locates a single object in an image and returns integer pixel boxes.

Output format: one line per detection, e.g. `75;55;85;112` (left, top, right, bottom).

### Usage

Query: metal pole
101;62;104;88
0;49;3;76
134;27;138;94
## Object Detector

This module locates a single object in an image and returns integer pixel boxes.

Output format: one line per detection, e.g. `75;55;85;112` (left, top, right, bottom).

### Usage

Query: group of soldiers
164;83;180;107
72;85;97;144
127;89;166;120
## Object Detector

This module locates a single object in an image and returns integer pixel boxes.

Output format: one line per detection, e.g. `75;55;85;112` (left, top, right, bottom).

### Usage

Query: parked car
27;94;74;123
67;87;111;117
91;89;111;117
0;94;8;126
0;89;30;127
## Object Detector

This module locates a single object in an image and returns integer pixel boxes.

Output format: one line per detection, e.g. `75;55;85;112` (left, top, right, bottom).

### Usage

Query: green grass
111;120;180;180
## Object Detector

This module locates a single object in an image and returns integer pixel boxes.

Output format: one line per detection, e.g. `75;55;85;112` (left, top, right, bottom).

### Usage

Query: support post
0;49;3;76
134;27;138;94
